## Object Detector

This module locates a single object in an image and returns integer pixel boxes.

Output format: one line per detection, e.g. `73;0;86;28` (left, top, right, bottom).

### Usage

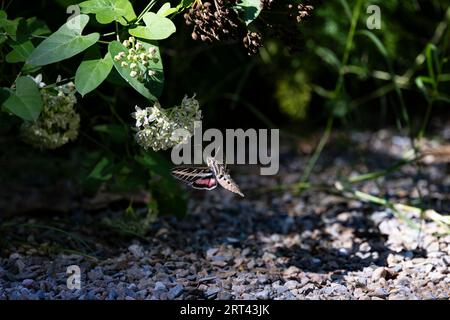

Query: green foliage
79;0;136;25
1;12;50;68
108;40;163;100
75;52;113;96
2;76;43;121
88;156;114;181
129;12;176;40
27;14;100;66
5;40;34;63
157;2;177;17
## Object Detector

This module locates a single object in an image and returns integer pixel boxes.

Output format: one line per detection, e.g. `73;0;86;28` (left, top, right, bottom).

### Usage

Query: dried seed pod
184;0;243;43
243;31;263;55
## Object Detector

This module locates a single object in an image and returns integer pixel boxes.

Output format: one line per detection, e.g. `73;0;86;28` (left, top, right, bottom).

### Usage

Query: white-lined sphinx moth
171;156;244;197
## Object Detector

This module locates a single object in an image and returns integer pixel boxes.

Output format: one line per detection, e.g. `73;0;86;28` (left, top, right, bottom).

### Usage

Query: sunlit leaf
108;40;163;100
157;3;171;15
75;52;113;96
79;0;136;25
27;14;99;66
129;12;176;40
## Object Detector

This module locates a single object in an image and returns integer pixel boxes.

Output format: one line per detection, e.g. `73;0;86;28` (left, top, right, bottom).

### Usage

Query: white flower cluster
21;75;80;150
113;36;158;82
133;95;202;151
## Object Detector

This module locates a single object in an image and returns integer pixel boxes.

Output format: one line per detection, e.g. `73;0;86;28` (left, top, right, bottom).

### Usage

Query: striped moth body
171;157;244;197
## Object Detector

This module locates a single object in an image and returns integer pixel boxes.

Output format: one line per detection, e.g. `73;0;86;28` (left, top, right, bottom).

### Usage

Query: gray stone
255;290;270;300
168;284;184;299
370;287;389;298
284;280;300;290
22;279;34;288
217;291;232;300
205;287;220;297
206;248;219;258
154;281;167;292
371;267;387;282
128;244;144;258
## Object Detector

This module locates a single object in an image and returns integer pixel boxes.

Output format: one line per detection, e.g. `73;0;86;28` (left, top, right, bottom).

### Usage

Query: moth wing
171;166;212;184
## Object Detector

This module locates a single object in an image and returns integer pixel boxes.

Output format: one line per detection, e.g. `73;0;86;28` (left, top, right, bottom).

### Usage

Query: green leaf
4;16;51;40
0;87;11;106
0;10;8;28
108;40;164;100
235;0;262;25
315;46;341;71
338;0;352;21
129;12;176;40
425;43;438;83
174;0;195;14
157;3;175;17
415;76;432;101
6;40;35;63
27;14;99;66
88;157;113;181
75;52;113;96
24;17;51;36
0;11;17;35
357;30;389;60
2;76;43;121
79;0;136;25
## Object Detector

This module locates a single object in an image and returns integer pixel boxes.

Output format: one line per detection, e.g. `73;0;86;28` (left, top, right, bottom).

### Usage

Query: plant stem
348;154;419;183
136;0;158;23
334;0;363;97
300;116;334;185
115;21;120;41
42;76;75;89
102;31;116;37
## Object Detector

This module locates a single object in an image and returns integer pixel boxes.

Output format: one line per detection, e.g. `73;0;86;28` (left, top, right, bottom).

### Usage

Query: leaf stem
42;77;75;89
136;0;158;23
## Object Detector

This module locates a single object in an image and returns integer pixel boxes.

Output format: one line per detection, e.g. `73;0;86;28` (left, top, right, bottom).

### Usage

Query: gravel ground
0;130;449;300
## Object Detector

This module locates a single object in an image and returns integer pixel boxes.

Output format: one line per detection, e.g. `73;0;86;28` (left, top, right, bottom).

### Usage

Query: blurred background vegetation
0;0;449;226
